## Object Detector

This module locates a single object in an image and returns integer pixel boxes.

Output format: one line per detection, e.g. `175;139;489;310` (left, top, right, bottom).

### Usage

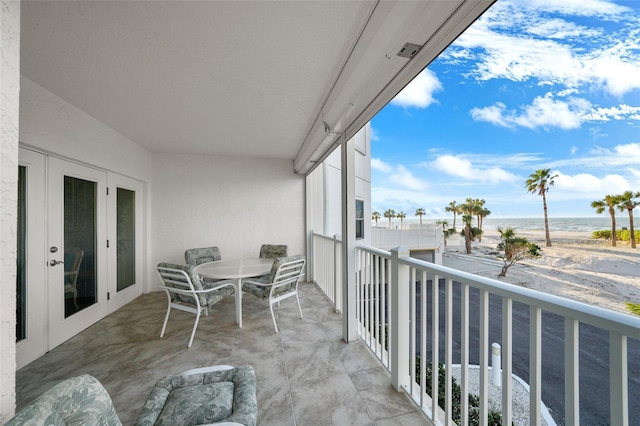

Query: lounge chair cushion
134;366;257;426
157;381;234;425
6;374;122;426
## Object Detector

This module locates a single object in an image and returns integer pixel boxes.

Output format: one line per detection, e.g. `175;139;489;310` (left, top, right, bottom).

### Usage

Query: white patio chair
242;255;305;333
157;262;236;348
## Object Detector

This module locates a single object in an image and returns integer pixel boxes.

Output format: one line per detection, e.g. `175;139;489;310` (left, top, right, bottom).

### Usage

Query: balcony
15;283;428;425
311;234;640;425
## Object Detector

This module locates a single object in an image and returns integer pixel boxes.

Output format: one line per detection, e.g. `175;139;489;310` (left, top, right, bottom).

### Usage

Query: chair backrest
64;247;84;285
185;246;222;266
259;244;288;259
6;374;121;426
270;256;305;295
157;262;206;306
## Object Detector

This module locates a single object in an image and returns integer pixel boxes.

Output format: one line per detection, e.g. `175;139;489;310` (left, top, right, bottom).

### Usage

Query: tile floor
16;282;428;425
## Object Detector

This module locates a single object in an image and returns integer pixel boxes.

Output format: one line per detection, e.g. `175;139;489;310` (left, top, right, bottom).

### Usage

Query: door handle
49;259;64;266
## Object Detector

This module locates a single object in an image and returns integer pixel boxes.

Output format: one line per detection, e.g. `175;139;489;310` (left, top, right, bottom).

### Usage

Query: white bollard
491;342;501;387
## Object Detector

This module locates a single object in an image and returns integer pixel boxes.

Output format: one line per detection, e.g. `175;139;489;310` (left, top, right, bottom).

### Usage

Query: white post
341;134;357;342
333;234;340;313
491;342;501;387
390;247;410;391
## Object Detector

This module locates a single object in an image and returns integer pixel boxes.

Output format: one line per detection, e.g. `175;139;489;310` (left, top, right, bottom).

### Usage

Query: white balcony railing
311;232;640;426
311;233;342;313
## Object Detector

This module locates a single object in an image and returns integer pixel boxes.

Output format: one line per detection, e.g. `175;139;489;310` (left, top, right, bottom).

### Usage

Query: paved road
412;279;640;425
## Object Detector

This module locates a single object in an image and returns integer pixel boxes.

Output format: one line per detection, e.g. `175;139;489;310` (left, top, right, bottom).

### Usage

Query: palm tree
445;201;459;230
467;198;487;241
397;211;406;229
591;195;620;247
383;209;396;228
616;191;640;248
478;207;491;242
461;213;474;254
415;208;426;225
472;198;485;228
372;211;381;226
459;199;481;254
525;168;557;247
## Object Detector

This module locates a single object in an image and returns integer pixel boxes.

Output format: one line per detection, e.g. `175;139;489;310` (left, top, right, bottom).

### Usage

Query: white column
0;1;21;422
341;134;357;341
390;247;410;391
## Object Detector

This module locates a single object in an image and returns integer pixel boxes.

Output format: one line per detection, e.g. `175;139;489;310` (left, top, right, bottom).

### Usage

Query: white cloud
554;172;630;196
581;105;640;122
389;165;429;191
371;158;393;173
369;126;380;141
446;0;640;97
545;143;640;170
391;69;442;108
469;103;511;127
371;160;429;192
522;0;631;19
471;94;639;130
431;155;518;184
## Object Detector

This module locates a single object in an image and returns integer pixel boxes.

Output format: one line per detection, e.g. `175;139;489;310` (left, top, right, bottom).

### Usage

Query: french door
17;148;143;368
47;157;109;347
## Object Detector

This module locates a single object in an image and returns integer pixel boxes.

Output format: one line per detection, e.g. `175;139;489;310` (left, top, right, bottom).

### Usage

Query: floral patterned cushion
156;382;234;425
185;246;222;266
243;254;305;299
258;244;288;259
134;366;257;426
6;374;121;426
158;262;234;308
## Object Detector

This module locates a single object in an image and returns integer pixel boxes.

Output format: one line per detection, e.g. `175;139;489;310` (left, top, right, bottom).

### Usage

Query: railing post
333;234;340;313
390;247;410;391
491;343;501;387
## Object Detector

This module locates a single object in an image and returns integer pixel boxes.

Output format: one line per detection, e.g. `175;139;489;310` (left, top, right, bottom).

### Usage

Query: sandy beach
443;229;640;315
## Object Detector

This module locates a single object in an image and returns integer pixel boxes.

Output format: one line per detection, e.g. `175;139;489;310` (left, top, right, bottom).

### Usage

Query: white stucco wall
307;123;372;243
1;1;20;421
149;153;305;288
19;77;152;181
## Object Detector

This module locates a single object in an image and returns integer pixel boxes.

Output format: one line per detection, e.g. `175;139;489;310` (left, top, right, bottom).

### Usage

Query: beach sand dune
444;229;640;315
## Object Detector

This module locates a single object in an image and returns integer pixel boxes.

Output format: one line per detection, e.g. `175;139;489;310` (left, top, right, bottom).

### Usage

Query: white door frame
47;157;109;348
107;174;144;311
16;149;47;369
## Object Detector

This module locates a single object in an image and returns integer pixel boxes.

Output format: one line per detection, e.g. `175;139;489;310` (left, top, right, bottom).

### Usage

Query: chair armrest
158;283;235;297
242;278;270;287
200;280;236;292
180;365;234;376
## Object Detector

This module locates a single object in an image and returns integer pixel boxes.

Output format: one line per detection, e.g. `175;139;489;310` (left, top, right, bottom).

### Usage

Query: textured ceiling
20;1;494;171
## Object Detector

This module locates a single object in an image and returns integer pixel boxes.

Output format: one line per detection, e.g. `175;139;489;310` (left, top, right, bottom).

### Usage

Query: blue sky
370;0;640;219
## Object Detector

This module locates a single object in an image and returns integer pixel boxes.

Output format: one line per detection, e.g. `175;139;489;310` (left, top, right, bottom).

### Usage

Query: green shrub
625;301;640;316
619;229;640;242
415;356;508;425
592;229;640;241
592;230;611;239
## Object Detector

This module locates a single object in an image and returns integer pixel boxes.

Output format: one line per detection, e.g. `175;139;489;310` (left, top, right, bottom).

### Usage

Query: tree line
372;168;639;275
522;168;640;249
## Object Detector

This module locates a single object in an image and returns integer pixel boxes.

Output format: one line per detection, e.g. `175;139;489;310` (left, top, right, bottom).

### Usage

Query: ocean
478;217;639;233
384;216;640;233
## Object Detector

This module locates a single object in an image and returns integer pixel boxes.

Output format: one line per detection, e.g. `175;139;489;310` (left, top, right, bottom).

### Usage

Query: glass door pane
116;188;136;291
64;176;97;318
16;166;26;341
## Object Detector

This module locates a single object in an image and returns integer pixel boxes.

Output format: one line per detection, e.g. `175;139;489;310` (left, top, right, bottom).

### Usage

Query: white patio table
195;258;273;328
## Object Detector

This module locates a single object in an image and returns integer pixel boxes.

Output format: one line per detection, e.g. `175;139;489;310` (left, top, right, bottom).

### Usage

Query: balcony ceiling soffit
20;1;494;170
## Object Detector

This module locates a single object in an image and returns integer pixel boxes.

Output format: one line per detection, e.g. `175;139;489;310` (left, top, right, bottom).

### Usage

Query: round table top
195;257;274;279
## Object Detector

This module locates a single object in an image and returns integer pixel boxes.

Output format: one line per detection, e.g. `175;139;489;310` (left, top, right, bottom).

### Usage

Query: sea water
480;217;639;232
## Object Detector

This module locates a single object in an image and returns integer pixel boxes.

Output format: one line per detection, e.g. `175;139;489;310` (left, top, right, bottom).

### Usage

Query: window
356;199;364;239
